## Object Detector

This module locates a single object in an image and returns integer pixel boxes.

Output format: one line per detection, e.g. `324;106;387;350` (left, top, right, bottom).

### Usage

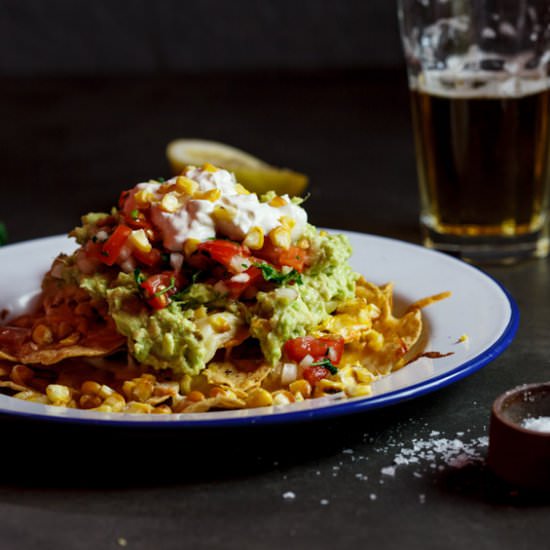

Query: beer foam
412;48;550;99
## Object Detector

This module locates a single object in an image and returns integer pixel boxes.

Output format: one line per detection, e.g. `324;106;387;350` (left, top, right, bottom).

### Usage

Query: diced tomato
140;272;177;310
125;213;153;232
101;225;132;266
283;335;344;364
118;189;131;210
302;365;330;386
84;241;105;262
225;266;263;299
256;240;309;272
133;246;162;268
197;240;250;272
278;246;309;272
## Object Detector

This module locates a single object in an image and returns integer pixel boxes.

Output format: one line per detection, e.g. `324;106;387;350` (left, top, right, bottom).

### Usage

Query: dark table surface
0;70;549;550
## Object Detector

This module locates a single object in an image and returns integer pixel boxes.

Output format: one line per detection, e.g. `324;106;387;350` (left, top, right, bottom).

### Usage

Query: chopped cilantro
130;209;139;220
153;277;175;298
254;263;303;286
0;222;6;246
311;358;338;375
171;271;202;302
134;268;146;285
156;177;166;183
161;252;171;265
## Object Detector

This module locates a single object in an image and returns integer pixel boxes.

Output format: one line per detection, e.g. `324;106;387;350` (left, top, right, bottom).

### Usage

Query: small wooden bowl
488;382;550;490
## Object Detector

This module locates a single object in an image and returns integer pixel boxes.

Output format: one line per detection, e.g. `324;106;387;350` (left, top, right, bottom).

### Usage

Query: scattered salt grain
282;491;296;500
522;416;550;432
117;538;128;547
320;499;329;506
342;449;354;455
419;494;426;504
369;493;377;501
381;435;488;474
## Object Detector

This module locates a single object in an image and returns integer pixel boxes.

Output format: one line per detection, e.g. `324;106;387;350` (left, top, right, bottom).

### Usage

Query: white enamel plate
0;231;518;427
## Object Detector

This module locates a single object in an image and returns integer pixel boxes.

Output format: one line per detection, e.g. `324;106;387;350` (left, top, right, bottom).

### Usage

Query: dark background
0;0;404;75
4;3;548;550
0;0;417;245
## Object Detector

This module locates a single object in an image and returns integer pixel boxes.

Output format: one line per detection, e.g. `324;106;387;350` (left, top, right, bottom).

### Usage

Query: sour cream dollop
122;166;308;252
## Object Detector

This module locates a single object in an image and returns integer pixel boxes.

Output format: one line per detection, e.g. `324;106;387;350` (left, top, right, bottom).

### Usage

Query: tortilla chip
0;379;28;393
183;394;246;413
0;350;17;362
350;277;424;375
204;362;272;392
19;341;124;366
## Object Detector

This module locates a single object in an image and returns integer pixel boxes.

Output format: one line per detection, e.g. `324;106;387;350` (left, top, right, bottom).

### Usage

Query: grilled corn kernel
125;402;154;414
103;393;126;412
129;229;152;253
366;330;384;351
354;366;375;384
175;176;198;196
194;306;208;320
235;183;250;195
46;384;71;405
243;226;264;250
196;188;221;202
209;314;231;333
80;394;102;409
14;390;48;403
272;390;295;406
279;216;296;230
152;404;172;414
269;196;287;208
10;364;34;386
187;390;205;402
93;404;113;413
133;379;154;402
160;192;180;213
202;162;218;172
134;189;155;206
289;379;312;398
269;226;291;250
81;380;102;395
98;384;115;399
32;324;53;346
345;383;372;398
183;238;200;257
246;388;273;408
212;205;236;224
209;386;227;398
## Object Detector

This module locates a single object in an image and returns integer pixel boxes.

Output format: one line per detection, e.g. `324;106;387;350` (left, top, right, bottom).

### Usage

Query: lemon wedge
166;139;308;197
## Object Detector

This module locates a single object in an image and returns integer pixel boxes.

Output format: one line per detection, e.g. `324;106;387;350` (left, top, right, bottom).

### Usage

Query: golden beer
410;80;550;261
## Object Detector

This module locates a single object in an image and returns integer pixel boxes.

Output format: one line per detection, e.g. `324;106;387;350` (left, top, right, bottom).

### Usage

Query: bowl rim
492;382;550;437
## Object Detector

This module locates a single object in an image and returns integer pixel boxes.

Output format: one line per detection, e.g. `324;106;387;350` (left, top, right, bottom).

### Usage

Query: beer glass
398;0;550;263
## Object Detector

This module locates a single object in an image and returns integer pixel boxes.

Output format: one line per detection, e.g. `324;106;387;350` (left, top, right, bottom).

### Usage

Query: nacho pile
0;165;446;414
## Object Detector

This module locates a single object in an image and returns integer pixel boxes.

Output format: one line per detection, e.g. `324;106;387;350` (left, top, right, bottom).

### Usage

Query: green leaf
134;268;146;285
254;263;303;286
311;358;338;375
